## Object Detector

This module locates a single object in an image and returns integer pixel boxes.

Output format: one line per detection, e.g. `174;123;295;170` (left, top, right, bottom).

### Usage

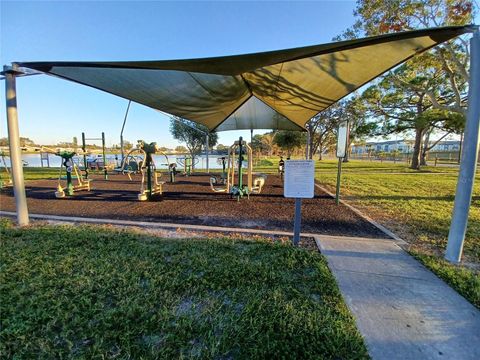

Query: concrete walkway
315;235;480;360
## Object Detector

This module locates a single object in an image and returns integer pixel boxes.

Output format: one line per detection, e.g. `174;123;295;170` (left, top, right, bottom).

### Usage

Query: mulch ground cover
0;172;386;238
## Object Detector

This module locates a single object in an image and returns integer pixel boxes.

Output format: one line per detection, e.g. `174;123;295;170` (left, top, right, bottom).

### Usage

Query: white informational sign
336;121;349;158
284;160;315;198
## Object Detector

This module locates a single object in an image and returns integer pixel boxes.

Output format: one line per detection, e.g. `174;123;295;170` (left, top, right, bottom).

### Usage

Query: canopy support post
205;132;209;173
306;130;310;160
120;100;131;163
4;66;29;226
445;30;480;263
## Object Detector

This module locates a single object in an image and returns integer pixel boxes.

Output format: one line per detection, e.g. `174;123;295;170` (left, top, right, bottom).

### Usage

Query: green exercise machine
82;132;108;180
0;152;13;189
40;147;92;198
177;156;198;176
135;140;165;201
209;136;266;200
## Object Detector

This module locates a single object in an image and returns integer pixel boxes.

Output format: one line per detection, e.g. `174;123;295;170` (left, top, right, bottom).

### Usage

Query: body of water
1;153;236;170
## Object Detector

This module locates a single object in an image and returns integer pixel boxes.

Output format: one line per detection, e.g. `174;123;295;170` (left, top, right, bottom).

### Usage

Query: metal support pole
147;155;152;200
4;69;29;225
205;133;209;173
120;100;131;163
238;136;243;189
306;131;310;160
293;198;302;245
335;157;343;205
102;132;108;180
445;31;480;263
82;132;88;179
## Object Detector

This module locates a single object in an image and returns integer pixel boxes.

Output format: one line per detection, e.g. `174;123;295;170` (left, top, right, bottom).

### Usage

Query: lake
1;153;233;170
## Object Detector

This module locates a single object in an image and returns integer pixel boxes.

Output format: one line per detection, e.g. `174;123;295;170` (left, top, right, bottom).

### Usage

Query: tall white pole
445;30;480;263
4;68;29;226
205;133;209;173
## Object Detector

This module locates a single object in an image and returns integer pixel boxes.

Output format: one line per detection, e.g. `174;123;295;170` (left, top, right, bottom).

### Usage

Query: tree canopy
169;117;218;167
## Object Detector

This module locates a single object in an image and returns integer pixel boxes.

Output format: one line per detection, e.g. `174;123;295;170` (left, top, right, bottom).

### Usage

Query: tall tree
342;96;378;162
169;117;218;168
260;132;276;156
273;131;305;157
251;134;270;156
342;0;474;168
306;105;342;160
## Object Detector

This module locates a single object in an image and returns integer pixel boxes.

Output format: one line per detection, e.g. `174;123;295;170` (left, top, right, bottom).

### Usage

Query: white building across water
351;140;461;154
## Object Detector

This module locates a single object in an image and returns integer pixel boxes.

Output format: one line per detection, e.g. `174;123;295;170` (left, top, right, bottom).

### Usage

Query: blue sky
0;0;357;147
1;1;475;148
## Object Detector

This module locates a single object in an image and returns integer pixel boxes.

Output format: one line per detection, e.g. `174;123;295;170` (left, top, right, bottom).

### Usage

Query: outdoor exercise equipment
135;140;165;201
114;148;144;180
216;156;227;184
168;163;177;183
82;132;108;180
41;147;92;198
209;136;265;199
0;152;13;189
176;156;198;176
278;156;285;179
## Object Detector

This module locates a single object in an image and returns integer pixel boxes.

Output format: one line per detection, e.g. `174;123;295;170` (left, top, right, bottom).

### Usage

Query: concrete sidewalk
315;235;480;360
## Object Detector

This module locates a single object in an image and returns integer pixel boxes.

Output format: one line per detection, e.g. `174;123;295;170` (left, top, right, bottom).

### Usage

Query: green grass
410;251;480;308
253;157;480;307
313;160;480;262
0;219;368;359
310;159;480;308
17;167;61;180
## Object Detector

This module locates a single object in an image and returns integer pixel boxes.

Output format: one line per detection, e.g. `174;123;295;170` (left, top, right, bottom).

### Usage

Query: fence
348;150;477;166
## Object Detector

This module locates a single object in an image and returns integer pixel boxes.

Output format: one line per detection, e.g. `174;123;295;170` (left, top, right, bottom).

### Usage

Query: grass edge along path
0;219;369;359
309;160;480;309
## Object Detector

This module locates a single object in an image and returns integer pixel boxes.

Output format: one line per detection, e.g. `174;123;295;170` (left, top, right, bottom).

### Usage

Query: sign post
335;121;349;205
284;160;315;245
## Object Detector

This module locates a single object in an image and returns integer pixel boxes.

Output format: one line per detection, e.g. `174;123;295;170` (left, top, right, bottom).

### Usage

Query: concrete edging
314;182;407;246
0;210;395;246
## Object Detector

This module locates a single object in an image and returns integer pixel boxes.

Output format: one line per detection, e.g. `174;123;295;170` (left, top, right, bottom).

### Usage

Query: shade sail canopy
18;26;474;132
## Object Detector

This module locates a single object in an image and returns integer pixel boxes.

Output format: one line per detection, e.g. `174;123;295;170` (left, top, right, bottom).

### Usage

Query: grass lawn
252;157;480;307
0;219;368;359
311;159;480;308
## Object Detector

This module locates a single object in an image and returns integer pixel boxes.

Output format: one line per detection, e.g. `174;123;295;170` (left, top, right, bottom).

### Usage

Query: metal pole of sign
335;120;349;205
4;67;29;226
335;158;342;205
445;30;480;263
293;197;302;245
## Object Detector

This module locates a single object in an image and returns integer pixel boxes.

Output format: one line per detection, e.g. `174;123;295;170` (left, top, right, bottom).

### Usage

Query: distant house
429;140;460;152
351;140;460;154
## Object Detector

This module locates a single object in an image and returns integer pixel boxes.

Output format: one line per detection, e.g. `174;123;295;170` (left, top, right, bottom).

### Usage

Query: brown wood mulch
0;172;387;239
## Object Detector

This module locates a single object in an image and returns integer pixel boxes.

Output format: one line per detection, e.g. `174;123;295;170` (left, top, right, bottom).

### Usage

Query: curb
314;182;407;246
0;211;394;246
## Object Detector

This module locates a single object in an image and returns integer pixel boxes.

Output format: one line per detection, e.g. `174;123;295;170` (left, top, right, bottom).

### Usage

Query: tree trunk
308;133;315;160
410;128;423;170
317;138;323;160
420;130;431;166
